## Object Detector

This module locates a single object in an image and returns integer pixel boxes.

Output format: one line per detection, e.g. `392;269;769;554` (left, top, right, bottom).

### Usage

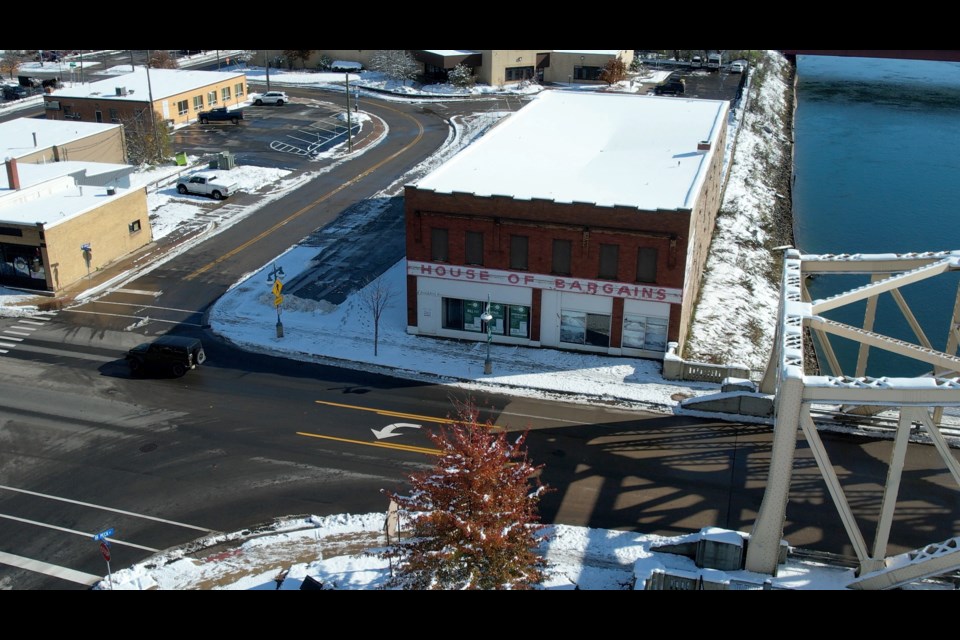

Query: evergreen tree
447;63;476;89
384;401;550;590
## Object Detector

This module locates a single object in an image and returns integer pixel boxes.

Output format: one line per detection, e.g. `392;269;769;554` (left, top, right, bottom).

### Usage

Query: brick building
43;68;247;127
404;91;729;359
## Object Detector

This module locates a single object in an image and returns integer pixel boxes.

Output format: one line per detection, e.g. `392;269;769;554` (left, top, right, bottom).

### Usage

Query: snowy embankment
685;51;796;372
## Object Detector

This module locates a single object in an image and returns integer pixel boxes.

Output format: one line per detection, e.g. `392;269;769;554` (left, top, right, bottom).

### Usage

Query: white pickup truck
175;171;239;200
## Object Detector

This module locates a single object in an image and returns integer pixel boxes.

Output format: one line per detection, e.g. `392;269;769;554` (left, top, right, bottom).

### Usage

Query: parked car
654;78;685;96
252;91;288;106
197;106;244;124
2;85;30;101
176;170;239;200
126;335;206;377
691;55;703;69
729;62;746;74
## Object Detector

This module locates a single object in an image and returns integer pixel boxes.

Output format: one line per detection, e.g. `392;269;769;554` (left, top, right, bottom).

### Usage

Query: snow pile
685;51;794;371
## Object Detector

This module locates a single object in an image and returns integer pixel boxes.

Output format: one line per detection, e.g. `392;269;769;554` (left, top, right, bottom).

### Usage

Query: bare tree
123;110;172;166
283;50;314;70
369;50;419;84
1;50;25;80
361;275;394;356
599;57;628;85
148;50;179;69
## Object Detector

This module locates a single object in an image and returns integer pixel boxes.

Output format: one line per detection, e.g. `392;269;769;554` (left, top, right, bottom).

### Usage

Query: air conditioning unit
115;86;127;96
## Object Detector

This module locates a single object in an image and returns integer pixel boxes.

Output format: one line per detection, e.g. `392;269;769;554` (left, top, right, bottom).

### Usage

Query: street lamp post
480;295;493;375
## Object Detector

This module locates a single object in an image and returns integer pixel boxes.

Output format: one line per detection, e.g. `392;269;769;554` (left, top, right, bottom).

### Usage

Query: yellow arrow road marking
296;431;440;455
185;107;425;282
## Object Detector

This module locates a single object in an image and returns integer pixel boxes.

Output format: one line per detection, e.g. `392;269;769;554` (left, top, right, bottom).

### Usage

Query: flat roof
1;163;138;227
0;118;122;159
420;50;479;57
414;91;728;211
49;68;247;102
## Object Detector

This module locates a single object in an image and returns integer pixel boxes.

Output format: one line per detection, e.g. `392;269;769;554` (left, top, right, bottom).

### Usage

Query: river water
792;55;960;376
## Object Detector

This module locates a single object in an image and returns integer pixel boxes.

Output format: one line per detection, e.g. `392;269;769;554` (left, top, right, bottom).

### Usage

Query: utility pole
145;50;157;161
264;50;271;91
346;71;353;153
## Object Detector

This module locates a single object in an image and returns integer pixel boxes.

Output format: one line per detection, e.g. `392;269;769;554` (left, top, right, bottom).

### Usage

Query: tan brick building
413;50;634;85
44;68;248;126
1;159;150;292
404;91;729;359
0;118;126;165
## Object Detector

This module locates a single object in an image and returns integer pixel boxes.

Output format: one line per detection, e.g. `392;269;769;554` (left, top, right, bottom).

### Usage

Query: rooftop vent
698;140;711;151
115;86;127;96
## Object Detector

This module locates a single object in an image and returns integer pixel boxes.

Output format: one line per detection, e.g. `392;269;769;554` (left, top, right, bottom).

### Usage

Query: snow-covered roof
0;118;122;159
0;164;138;227
420;50;479;57
414;91;728;211
49;68;247;102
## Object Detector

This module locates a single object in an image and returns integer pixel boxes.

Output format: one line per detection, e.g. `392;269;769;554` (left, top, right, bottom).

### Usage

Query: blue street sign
92;528;115;541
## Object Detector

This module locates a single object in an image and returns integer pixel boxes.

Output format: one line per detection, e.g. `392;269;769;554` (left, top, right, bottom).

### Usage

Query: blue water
793;55;960;376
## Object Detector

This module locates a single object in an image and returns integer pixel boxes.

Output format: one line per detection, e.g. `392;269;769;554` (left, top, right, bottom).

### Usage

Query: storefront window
561;310;610;347
623;314;668;351
443;297;529;338
0;243;46;288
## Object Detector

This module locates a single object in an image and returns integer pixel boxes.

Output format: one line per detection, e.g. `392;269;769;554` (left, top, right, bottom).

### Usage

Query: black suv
654;78;685;96
126;335;206;377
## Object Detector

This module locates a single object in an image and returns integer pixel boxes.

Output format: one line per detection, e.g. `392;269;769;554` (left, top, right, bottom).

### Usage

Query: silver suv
254;91;288;106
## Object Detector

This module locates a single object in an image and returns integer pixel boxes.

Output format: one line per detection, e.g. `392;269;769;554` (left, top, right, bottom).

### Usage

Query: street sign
92;528;114;541
274;294;284;307
100;542;111;562
272;279;283;297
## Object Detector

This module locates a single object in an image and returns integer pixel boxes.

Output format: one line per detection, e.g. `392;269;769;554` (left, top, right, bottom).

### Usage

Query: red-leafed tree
383;401;550;590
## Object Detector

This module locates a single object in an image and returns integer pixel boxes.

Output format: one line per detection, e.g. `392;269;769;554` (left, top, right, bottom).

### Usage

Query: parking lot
640;65;748;103
172;98;362;171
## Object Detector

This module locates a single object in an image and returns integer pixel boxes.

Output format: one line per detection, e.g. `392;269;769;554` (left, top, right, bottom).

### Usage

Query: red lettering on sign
419;264;432;275
602;283;614;295
656;289;666;301
524;275;534;285
479;271;489;281
435;266;446;276
466;269;475;280
508;273;519;284
555;279;565;289
450;267;461;277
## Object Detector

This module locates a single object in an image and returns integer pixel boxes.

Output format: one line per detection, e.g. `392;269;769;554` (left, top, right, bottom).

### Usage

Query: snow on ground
2;51;842;589
98;512;855;590
684;52;791;371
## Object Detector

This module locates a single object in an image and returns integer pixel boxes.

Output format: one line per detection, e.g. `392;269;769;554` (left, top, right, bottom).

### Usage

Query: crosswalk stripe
11;326;37;331
0;550;101;587
4;330;30;337
16;320;47;326
0;342;18;349
1;335;23;341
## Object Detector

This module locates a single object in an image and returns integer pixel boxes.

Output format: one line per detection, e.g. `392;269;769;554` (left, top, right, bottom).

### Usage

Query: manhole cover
139;442;158;453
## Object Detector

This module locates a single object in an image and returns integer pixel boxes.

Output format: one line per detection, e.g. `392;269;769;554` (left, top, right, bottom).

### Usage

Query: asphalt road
2;75;959;590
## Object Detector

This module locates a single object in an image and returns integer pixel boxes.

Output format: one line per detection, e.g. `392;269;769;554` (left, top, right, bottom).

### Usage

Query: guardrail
662;342;755;383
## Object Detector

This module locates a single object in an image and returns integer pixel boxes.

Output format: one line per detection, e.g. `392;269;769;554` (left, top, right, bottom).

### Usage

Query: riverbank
684;50;796;373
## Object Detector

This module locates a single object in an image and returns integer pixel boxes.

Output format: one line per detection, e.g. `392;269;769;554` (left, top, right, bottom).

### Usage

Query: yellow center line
296;431;440;456
314;399;503;432
315;399;451;425
184;107;425;281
